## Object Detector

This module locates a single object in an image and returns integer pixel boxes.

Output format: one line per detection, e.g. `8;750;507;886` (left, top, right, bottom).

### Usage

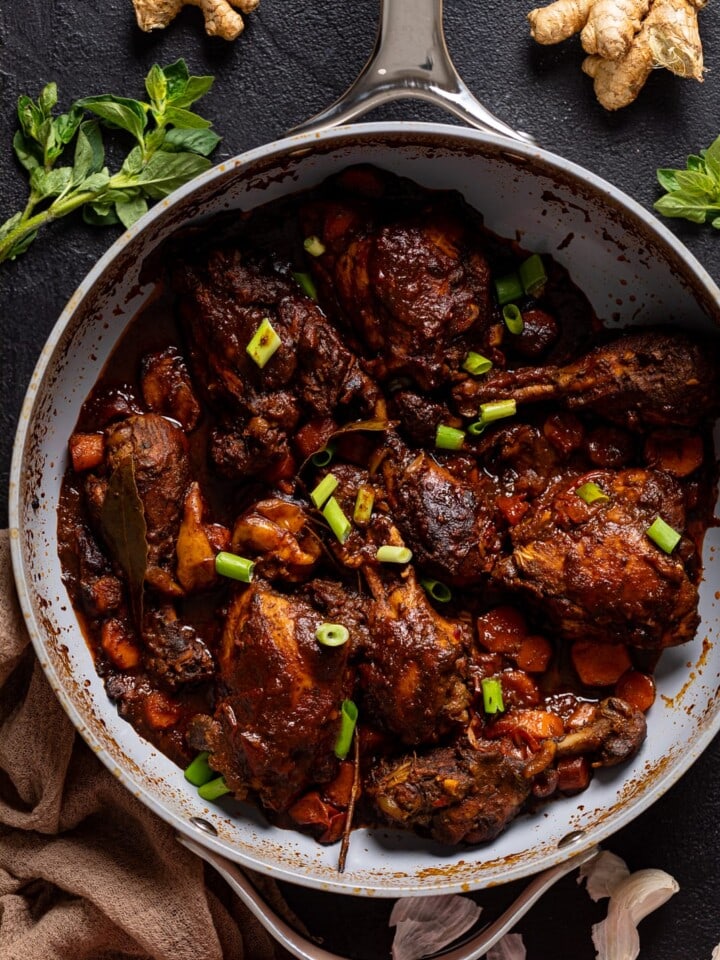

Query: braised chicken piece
141;347;201;432
231;497;322;582
454;329;720;429
141;604;214;687
57;166;719;851
368;695;646;844
302;179;493;391
495;468;699;649
174;247;380;480
360;567;471;746
189;579;359;812
367;734;532;845
86;413;191;597
381;434;503;586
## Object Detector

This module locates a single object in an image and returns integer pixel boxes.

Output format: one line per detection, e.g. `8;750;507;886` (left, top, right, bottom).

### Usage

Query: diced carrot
476;606;527;656
556;756;591;794
615;669;656;713
143;691;181;730
323;762;356;807
294;418;338;459
516;634;553;673
496;495;530;525
263;452;297;484
500;670;541;708
100;619;141;670
69;432;105;472
543;411;584;455
644;431;704;478
487;709;564;743
571;639;632;687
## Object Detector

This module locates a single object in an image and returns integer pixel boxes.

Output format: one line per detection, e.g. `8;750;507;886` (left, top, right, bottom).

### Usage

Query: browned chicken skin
381;434;502;586
58;168;719;852
454;329;720;429
360;567;471;745
191;579;357;811
174;247;380;479
496;468;699;648
304;191;493;391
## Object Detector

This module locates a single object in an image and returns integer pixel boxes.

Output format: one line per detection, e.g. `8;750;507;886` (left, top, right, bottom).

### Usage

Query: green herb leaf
100;456;148;627
116;195;149;228
655;135;720;228
1;63;220;265
125;150;211;199
163;105;212;129
162;127;221;156
145;64;168;107
76;96;148;144
13;131;42;172
169;74;214;109
83;203;120;226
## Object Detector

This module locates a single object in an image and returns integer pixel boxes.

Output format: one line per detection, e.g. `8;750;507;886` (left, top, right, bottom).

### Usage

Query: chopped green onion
353;485;375;525
376;545;413;564
334;699;358;759
481;677;505;714
502;304;524;335
576;481;610;505
215;551;255;583
420;578;452;603
184;751;215;787
519;253;547;297
246;317;281;369
462;352;493;376
646;516;682;554
495;271;523;306
292;270;318;301
311;444;334;467
198;775;232;802
478;399;517;424
467;420;487;437
435;424;465;451
310;473;339;508
303;235;326;257
323;496;352;544
316;622;350;647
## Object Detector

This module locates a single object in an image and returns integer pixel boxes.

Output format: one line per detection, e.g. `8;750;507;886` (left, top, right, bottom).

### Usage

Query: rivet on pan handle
177;833;599;960
289;0;535;145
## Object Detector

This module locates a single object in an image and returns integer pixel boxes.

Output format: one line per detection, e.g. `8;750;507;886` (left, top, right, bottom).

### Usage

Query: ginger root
133;0;260;40
528;0;707;109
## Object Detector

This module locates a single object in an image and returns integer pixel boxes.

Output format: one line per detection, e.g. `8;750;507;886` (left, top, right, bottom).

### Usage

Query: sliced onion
390;894;481;960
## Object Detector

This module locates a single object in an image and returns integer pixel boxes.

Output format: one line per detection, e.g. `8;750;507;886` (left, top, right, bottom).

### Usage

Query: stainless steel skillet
9;0;720;919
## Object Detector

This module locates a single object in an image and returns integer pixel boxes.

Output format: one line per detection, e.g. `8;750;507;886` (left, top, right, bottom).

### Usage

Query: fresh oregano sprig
654;135;720;229
0;60;220;264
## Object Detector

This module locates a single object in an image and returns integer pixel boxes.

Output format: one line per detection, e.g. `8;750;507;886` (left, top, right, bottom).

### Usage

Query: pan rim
9;119;720;896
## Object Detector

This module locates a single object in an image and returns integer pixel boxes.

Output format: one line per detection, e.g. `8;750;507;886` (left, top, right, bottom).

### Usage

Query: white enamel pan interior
10;122;720;896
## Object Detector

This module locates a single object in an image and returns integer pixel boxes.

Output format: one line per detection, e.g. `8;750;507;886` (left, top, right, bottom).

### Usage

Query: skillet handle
289;0;534;144
177;833;598;960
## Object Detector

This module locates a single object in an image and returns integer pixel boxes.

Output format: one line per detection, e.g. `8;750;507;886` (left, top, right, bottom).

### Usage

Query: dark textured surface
2;1;719;957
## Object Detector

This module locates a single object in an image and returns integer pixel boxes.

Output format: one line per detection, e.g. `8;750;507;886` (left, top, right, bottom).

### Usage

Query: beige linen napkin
0;529;292;960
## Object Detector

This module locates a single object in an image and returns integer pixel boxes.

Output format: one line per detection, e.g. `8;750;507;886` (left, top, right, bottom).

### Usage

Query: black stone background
1;1;719;957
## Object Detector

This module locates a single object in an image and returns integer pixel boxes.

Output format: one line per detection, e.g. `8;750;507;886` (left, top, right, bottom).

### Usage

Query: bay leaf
100;456;148;626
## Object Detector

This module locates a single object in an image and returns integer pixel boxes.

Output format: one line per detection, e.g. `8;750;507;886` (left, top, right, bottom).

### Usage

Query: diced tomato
496;495;530;525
